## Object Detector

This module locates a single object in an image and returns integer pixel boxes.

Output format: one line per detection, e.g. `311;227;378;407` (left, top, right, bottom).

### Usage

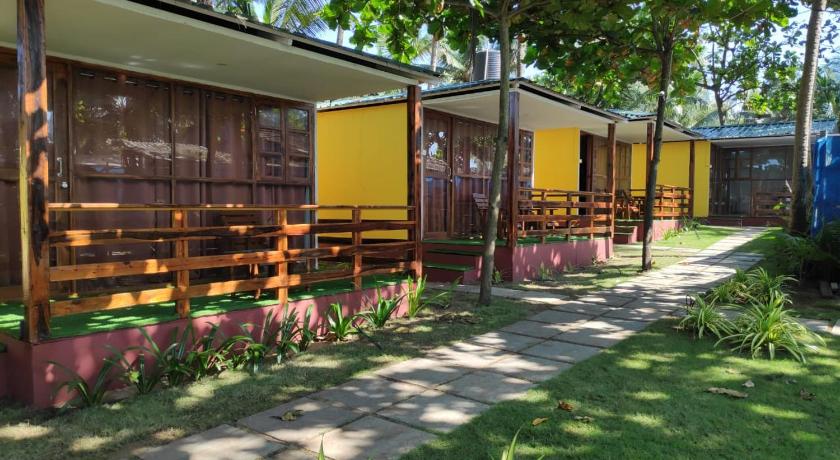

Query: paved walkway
138;228;832;460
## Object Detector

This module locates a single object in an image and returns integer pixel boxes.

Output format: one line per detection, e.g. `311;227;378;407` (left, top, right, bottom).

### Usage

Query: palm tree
208;0;326;36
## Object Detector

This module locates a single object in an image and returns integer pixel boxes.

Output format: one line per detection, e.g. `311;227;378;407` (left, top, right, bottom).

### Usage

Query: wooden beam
352;209;362;290
689;140;696;218
173;209;189;318
607;123;617;237
506;90;520;248
275;209;288;304
17;0;50;342
407;85;423;278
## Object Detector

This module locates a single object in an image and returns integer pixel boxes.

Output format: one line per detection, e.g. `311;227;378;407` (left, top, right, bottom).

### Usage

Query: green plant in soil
357;289;404;328
678;295;734;339
405;275;428;318
49;357;118;408
327;302;355;340
109;348;161;395
719;290;826;363
297;305;318;351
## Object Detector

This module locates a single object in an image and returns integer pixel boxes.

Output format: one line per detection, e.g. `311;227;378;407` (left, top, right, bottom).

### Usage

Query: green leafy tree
323;0;547;305
526;0;792;270
203;0;327;35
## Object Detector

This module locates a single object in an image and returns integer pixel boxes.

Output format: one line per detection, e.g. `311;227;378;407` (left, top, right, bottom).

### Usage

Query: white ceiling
614;119;699;143
0;0;428;103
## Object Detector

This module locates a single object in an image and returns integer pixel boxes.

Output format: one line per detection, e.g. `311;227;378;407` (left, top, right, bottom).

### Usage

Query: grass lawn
404;319;840;460
0;293;539;460
655;225;741;249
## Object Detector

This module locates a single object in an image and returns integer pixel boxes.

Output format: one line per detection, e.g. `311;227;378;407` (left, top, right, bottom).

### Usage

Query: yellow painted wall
316;103;407;238
533;128;580;190
630;140;711;217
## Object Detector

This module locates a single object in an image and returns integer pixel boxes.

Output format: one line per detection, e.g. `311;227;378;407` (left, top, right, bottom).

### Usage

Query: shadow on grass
0;293;538;460
403;319;840;460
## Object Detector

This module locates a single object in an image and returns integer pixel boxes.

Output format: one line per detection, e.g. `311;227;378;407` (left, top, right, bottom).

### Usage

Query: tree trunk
714;91;725;126
790;0;827;235
336;25;344;46
430;36;439;71
478;14;511;305
642;42;674;271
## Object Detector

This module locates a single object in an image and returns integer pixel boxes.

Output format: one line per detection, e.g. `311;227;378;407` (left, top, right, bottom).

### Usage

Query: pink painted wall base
496;238;613;282
0;283;408;408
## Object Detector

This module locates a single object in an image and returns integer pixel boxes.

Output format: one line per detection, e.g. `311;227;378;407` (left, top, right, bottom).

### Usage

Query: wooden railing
514;188;614;241
8;203;418;324
616;185;691;219
752;191;792;217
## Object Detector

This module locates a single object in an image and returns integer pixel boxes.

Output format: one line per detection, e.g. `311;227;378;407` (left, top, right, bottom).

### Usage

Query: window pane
288;156;309;180
174;86;205;178
286;108;309;131
208;92;251;179
752;147;787;180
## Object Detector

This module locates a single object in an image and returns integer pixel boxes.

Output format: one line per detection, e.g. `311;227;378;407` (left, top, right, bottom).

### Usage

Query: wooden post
275;209;288;305
688;139;696;218
173;209;190;318
506;90;520;248
352;208;362;290
607;123;617;237
407;85;423;279
18;0;50;342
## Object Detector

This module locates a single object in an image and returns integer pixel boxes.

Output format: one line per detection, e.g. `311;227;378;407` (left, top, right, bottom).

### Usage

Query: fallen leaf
573;415;594;423
556;401;574;412
800;389;815;401
271;409;304;422
532;417;549;426
742;380;755;388
706;387;748;399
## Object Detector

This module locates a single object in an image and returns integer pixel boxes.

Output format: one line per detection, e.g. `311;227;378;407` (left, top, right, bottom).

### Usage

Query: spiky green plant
537;263;555;281
707;269;751;305
745;267;795;304
136;325;196;387
327;302;355;340
405;275;428;318
49;358;117;407
109;347;161;395
275;305;301;360
718;291;826;363
357;289;404;328
298;305;318;351
678;296;735;339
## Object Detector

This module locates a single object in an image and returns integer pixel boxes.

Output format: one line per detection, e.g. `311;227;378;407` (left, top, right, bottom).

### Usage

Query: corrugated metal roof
693;119;838;140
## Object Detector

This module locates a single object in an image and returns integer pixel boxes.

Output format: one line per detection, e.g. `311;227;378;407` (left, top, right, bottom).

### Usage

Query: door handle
56;157;63;177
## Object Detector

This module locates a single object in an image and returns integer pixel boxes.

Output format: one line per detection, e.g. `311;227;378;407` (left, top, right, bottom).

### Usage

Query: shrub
405;275;428;318
137;325;196;387
298;305;318;351
718;291;826;363
707;270;750;305
110;347;161;395
50;357;118;407
357;288;403;328
275;305;301;360
745;267;795;304
327;302;355;340
678;296;735;339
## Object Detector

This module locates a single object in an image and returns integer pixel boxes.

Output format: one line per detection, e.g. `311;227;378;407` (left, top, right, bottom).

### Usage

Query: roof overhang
0;0;437;103
707;136;795;148
616;118;703;144
422;80;623;134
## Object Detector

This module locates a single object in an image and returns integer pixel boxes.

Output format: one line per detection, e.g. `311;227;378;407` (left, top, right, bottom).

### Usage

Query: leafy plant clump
49;358;118;408
357;288;404;328
678;295;735;339
327;302;355;340
537;263;555;281
718;291;826;363
405;275;429;318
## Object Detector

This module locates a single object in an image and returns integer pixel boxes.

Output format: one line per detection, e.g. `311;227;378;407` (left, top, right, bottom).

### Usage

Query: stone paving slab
272;448;327;460
487;353;574;382
520;339;602;363
308;416;435;460
574;293;635;307
439;370;535;404
554;318;649;348
467;330;545;352
549;300;622;316
311;376;428;413
527;309;595;326
374;358;469;388
377;389;489;433
239;398;363;447
139;424;284;460
500;320;569;338
426;341;510;369
602;306;674;322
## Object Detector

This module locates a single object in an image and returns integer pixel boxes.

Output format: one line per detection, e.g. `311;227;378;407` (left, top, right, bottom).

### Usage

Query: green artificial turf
404;319;840;460
0;275;404;340
655;225;741;249
0;293;538;460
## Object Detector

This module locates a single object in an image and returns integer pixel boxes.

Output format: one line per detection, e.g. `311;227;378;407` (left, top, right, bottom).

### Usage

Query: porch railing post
507;90;520;248
689;139;696;218
173;209;190;318
406;85;423;279
276;209;288;305
352;208;362;290
607;123;617;238
18;0;50;342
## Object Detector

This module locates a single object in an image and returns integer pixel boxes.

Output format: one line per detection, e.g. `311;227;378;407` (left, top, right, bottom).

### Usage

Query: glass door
422;112;451;239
